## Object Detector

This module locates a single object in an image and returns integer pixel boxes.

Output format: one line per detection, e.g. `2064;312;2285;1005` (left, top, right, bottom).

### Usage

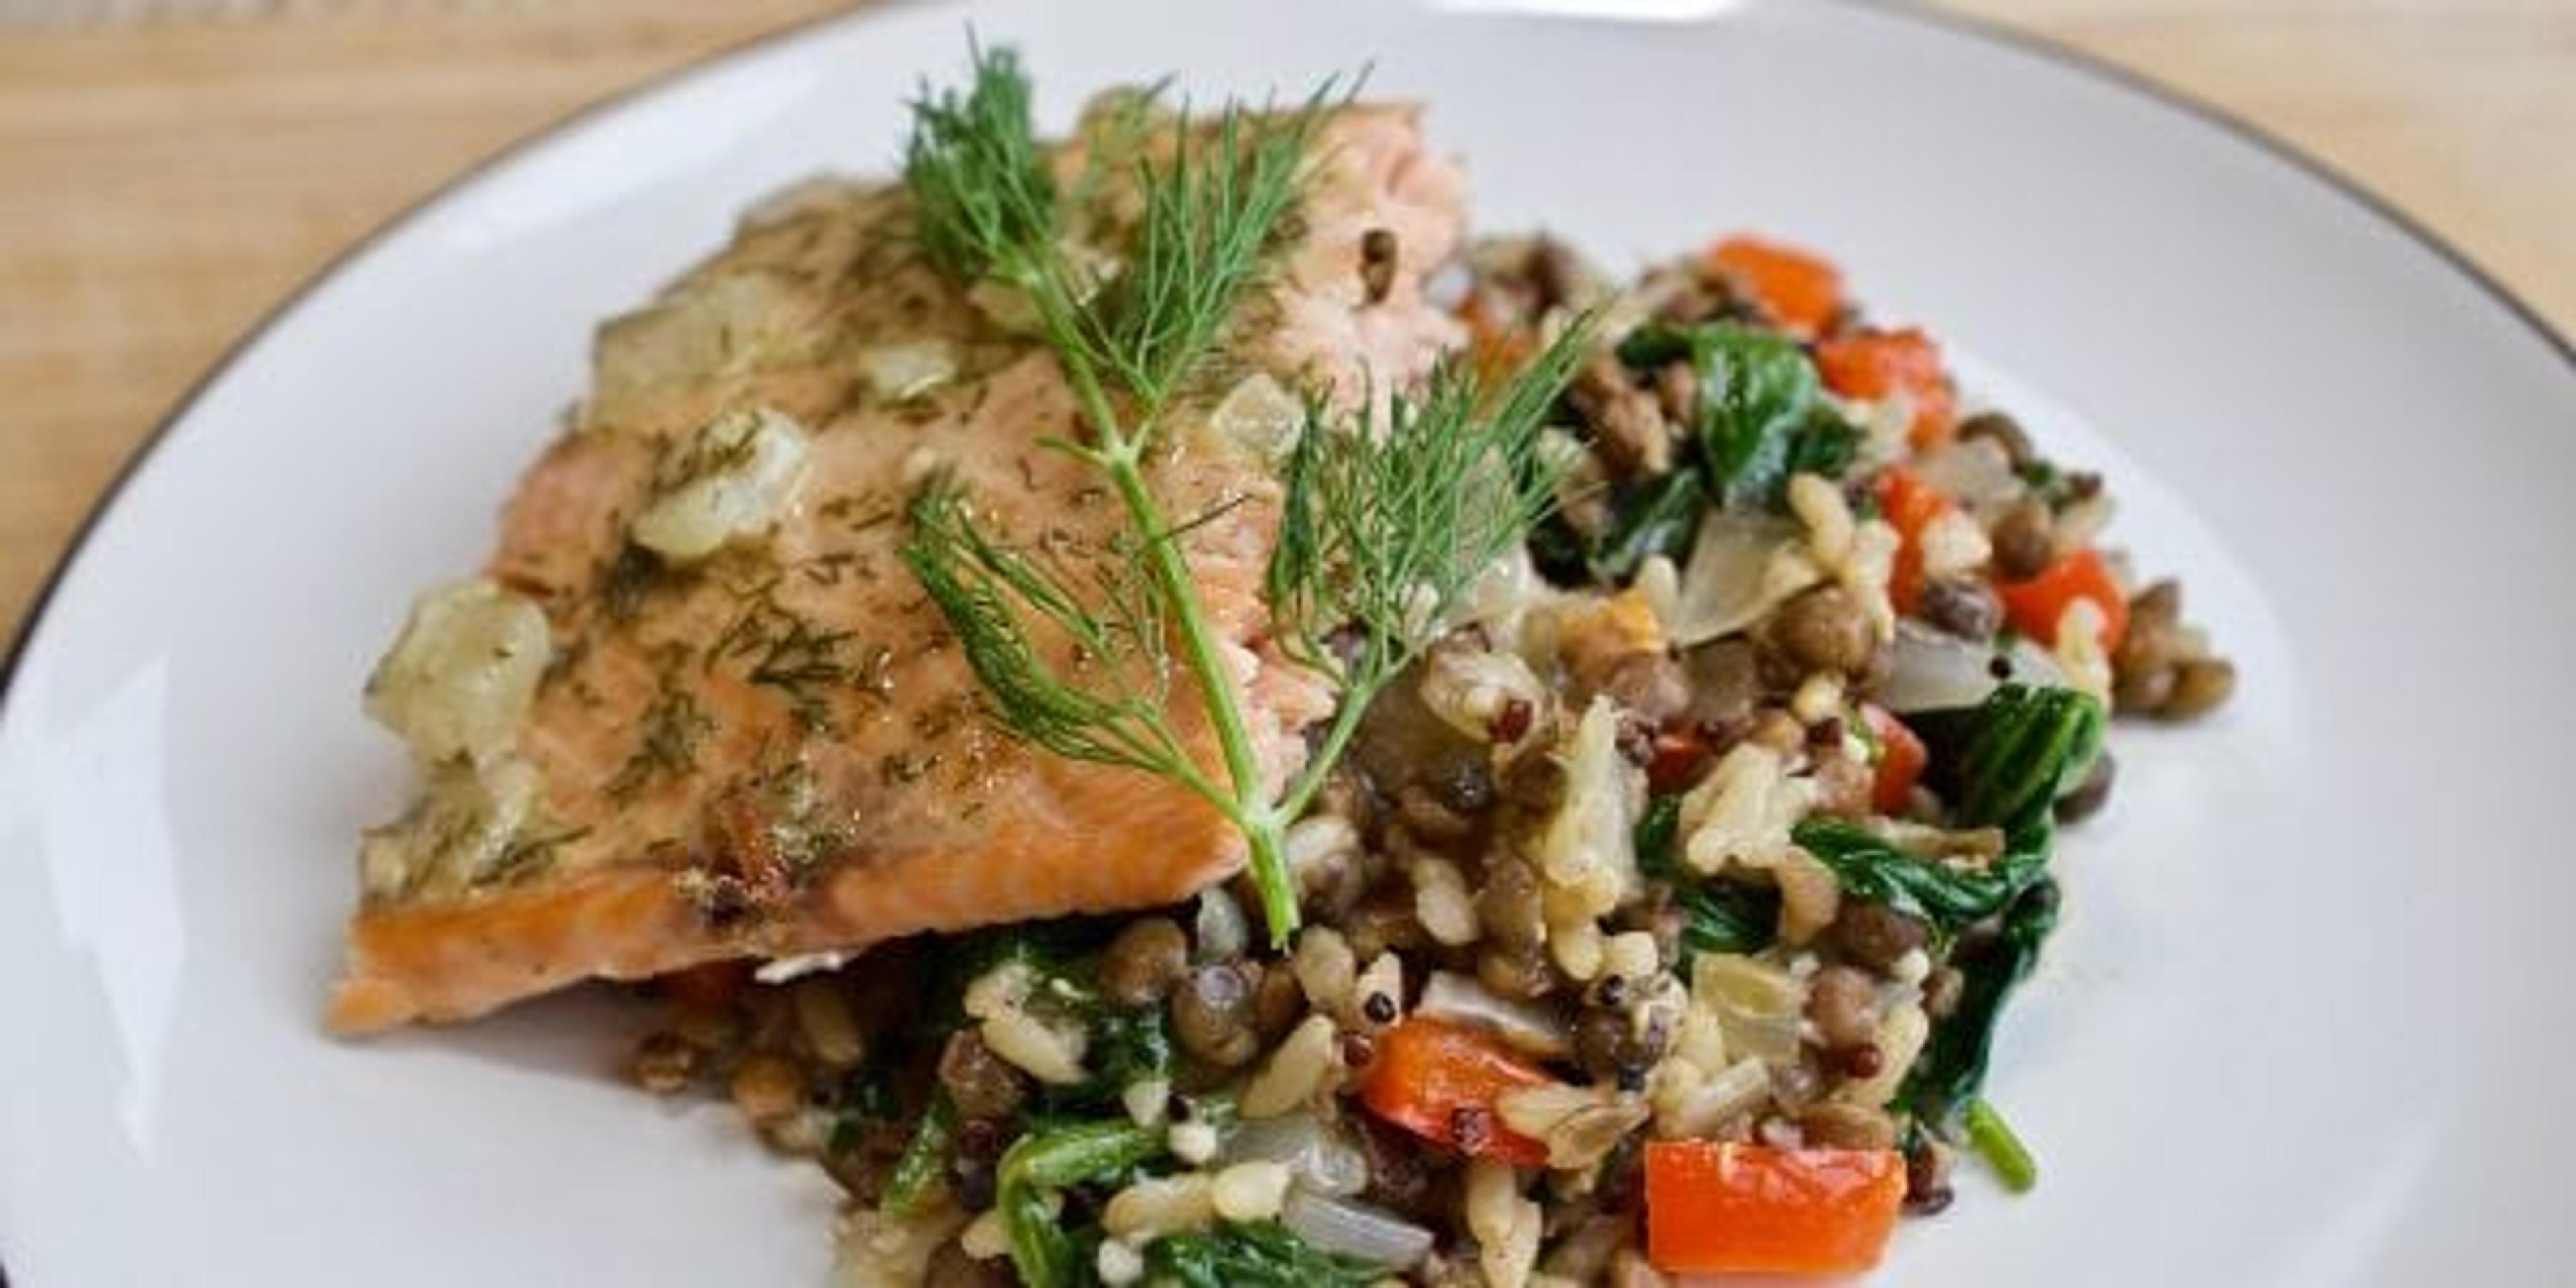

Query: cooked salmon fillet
333;104;1468;1031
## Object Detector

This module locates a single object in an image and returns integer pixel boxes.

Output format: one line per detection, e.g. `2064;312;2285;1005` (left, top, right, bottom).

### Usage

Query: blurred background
1;0;2568;649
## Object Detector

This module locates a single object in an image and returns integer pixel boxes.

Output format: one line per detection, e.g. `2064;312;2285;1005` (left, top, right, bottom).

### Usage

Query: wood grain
1;0;2568;649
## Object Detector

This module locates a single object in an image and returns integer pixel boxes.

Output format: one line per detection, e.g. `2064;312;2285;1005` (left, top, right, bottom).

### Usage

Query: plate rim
2;0;2568;717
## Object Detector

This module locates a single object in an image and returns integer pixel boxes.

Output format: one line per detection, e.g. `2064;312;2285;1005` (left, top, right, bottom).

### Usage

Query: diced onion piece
1656;1054;1772;1138
1912;437;2025;514
2002;633;2073;689
855;340;957;402
364;578;552;769
631;407;811;562
1207;371;1305;461
1281;1189;1434;1269
1692;953;1806;1067
1537;698;1640;890
1880;617;2074;715
1878;620;2004;714
358;754;541;900
1416;971;1574;1057
1668;511;1819;646
1224;1112;1371;1197
589;272;803;428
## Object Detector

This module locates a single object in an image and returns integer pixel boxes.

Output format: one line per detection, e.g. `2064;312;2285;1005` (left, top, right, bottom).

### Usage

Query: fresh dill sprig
1263;319;1595;818
1080;89;1330;415
904;41;1058;285
898;43;1572;946
901;478;1209;790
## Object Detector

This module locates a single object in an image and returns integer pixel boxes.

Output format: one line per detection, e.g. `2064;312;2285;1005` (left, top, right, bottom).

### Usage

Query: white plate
3;1;2570;1283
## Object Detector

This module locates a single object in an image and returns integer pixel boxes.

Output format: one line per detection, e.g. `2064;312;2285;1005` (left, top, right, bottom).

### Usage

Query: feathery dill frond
1269;316;1596;679
1083;87;1334;415
905;41;1059;284
900;478;1203;785
904;41;1332;438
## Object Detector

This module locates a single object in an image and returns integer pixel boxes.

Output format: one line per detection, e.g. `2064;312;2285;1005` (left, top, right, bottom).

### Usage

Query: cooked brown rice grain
1599;930;1661;984
1466;1158;1543;1288
1354;952;1406;1031
1789;671;1845;726
980;1007;1089;1087
1291;926;1359;1017
958;1208;1015;1261
1210;1160;1295;1222
792;977;865;1069
1412;856;1483;947
1283;814;1364;891
1102;1174;1216;1242
1240;1014;1341;1118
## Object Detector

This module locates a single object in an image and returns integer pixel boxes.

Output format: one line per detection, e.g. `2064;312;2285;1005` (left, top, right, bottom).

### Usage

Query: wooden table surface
2;0;2569;650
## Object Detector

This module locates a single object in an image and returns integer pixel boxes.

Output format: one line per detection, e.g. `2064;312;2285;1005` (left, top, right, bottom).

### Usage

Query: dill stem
1074;358;1302;945
1273;634;1393;824
1105;452;1299;943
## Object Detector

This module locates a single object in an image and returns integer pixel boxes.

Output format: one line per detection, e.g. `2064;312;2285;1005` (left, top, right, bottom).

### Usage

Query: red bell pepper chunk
1358;1018;1554;1168
1645;1141;1908;1277
1817;327;1957;449
1872;466;1955;616
1996;546;2129;653
1701;234;1845;339
1861;704;1927;815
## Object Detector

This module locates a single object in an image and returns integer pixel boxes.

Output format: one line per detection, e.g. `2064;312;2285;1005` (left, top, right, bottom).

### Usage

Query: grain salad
341;42;2234;1285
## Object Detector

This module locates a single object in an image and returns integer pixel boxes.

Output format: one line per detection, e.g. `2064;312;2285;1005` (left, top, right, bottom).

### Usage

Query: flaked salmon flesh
332;105;1468;1031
